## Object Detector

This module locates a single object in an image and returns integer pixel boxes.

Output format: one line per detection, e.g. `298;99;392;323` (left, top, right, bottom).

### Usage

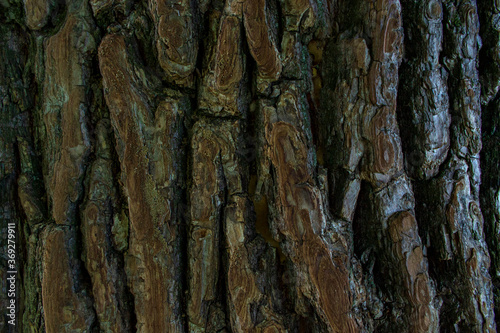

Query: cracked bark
1;0;500;332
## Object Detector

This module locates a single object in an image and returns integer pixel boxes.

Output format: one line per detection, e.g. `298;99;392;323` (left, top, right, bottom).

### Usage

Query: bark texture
1;0;499;332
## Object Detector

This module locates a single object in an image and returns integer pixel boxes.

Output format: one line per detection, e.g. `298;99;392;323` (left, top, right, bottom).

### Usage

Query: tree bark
1;0;499;332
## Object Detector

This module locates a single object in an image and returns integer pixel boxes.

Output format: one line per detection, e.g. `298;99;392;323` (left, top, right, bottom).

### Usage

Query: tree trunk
1;0;499;332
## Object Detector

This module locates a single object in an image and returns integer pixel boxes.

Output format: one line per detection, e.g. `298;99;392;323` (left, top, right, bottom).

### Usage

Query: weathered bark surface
1;0;499;332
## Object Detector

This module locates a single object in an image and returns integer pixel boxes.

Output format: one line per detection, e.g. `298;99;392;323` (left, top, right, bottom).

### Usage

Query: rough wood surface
1;0;499;332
